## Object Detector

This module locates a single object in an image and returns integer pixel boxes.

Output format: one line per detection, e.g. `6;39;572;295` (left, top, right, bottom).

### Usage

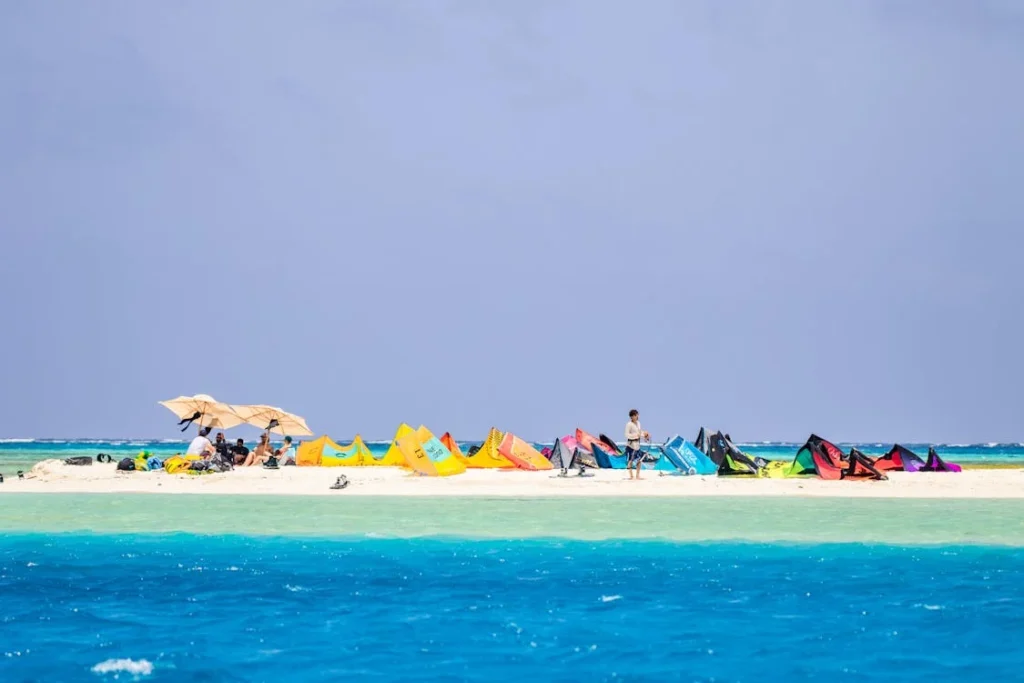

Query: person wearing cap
624;409;651;480
244;433;274;466
185;426;214;457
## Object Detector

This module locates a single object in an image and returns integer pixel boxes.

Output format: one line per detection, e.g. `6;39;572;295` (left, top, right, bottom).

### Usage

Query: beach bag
116;457;136;471
186;460;216;476
206;454;232;473
64;456;93;466
147;456;164;470
163;456;190;474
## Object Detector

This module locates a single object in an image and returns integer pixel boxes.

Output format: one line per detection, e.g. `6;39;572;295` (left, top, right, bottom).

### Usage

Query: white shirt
625;421;643;445
186;436;212;456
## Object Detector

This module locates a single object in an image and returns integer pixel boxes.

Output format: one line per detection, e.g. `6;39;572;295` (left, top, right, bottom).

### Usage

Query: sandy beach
2;458;1023;498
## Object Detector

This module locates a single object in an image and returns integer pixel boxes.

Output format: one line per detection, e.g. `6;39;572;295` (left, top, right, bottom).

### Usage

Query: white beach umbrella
233;404;313;437
159;394;246;431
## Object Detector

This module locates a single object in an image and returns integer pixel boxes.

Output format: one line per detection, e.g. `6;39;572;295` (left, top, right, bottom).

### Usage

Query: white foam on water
599;594;622;602
90;658;154;676
284;584;308;592
403;613;432;623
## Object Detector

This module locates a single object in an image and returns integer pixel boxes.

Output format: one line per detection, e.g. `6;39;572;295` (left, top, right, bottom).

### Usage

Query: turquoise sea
2;438;1022;477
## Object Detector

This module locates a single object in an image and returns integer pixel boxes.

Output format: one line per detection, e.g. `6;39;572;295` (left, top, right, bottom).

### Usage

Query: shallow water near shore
3;494;1024;545
2;534;1023;681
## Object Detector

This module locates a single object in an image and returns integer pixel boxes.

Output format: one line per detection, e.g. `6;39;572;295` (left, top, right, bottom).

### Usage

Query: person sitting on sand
230;438;250;466
185;427;215;458
244;434;274;467
624;409;651;480
213;432;230;460
275;436;296;466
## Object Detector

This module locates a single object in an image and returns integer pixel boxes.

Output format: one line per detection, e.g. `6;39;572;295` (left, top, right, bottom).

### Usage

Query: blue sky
2;1;1022;442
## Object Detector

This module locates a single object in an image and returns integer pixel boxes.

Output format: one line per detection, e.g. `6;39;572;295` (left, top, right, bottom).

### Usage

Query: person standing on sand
625;409;650;480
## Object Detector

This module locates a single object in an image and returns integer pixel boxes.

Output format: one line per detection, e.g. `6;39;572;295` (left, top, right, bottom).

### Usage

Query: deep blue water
1;536;1022;681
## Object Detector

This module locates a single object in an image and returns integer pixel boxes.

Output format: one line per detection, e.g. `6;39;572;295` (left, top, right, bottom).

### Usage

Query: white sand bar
2;459;1023;498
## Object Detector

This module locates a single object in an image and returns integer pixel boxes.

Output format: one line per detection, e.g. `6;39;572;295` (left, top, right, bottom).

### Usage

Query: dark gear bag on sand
206;454;233;473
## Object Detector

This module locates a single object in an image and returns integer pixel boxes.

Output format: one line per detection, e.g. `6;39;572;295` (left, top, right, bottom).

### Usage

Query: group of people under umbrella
159;394;313;469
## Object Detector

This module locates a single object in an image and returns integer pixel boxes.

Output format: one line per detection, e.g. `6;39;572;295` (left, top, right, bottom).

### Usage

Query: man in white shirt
624;409;650;480
185;426;214;457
